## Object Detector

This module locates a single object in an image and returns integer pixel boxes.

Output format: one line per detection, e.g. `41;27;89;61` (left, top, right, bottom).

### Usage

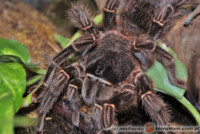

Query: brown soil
0;0;62;68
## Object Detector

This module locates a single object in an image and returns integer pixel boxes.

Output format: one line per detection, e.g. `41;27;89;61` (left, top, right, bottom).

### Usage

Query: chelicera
37;0;194;133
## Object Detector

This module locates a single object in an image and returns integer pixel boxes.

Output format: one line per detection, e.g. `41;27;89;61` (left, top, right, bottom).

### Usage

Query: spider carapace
37;0;193;133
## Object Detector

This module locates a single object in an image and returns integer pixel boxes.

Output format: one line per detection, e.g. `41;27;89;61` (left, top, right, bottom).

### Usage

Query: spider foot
104;0;119;13
141;91;171;126
92;103;116;130
68;2;99;37
103;0;119;29
108;86;137;112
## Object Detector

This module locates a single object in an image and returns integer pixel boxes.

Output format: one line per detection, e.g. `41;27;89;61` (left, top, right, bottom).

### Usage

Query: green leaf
146;44;187;99
0;38;30;63
147;62;186;99
168;48;188;80
0;55;45;75
0;63;26;112
54;34;69;49
0;62;26;134
0;87;14;134
0;55;38;68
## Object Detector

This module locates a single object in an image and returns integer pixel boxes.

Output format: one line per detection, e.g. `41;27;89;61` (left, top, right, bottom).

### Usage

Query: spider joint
90;34;96;46
103;8;116;13
141;91;153;100
153;18;164;26
59;70;70;79
82;23;93;31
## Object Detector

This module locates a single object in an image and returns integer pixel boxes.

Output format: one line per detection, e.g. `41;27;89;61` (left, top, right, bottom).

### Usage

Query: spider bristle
150;0;188;39
142;92;171;126
119;0;189;39
38;71;69;131
67;1;92;29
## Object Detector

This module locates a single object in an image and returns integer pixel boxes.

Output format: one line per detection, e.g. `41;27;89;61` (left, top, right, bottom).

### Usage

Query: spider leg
41;33;95;95
90;85;137;132
68;3;99;37
184;5;200;26
43;46;73;86
38;69;69;132
132;39;186;89
92;103;116;130
103;0;119;29
149;4;174;40
132;38;156;68
154;46;186;89
65;78;83;127
107;85;138;112
82;73;114;105
38;65;84;132
149;0;187;40
134;71;171;126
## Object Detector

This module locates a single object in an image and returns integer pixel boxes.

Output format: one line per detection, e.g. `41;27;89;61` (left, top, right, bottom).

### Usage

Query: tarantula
37;0;191;133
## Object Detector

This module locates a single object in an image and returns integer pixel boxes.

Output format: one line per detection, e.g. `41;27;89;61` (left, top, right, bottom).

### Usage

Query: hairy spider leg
38;64;84;131
133;71;171;126
42;46;73;87
108;84;138;112
64;77;84;127
155;46;200;111
38;69;70;132
132;38;156;68
154;46;186;89
92;103;115;130
39;34;96;99
119;0;187;39
132;39;186;89
103;0;119;29
68;3;99;37
149;4;175;40
119;0;156;35
37;34;95;132
87;83;138;131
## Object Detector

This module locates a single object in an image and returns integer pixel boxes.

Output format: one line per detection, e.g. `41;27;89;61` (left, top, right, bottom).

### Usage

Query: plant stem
66;31;82;47
156;88;200;125
177;96;200;125
26;75;43;87
21;80;43;108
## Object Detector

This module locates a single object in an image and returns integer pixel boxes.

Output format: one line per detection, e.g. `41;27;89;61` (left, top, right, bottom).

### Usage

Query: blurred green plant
54;34;69;49
0;38;39;134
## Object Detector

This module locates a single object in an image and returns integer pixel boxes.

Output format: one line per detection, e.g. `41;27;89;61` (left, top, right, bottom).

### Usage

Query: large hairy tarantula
37;0;194;133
